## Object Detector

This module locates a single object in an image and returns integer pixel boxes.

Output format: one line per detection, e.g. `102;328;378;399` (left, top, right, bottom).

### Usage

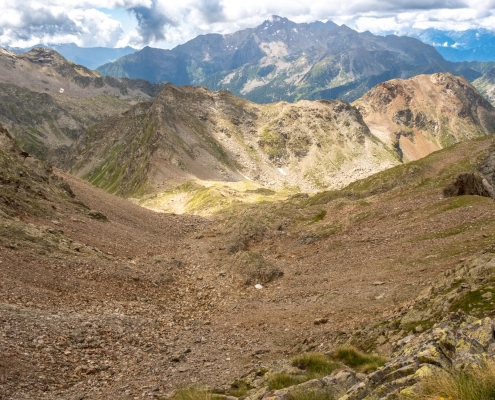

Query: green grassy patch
417;217;495;241
288;389;335;400
213;380;253;397
166;387;222;400
259;126;286;160
312;210;327;223
424;195;494;218
406;361;495;400
329;347;387;373
449;288;495;317
246;188;276;196
352;210;378;223
291;352;341;376
267;353;343;390
399;320;436;335
313;223;342;238
184;187;231;213
268;373;308;390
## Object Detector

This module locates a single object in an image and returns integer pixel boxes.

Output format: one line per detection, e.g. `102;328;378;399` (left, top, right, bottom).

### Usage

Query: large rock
339;312;495;400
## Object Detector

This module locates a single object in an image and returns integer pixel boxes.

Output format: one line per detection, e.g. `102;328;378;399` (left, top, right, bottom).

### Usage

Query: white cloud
1;0;495;49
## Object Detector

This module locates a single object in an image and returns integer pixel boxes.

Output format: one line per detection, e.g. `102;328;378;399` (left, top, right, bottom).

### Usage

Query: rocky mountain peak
96;16;451;103
22;46;70;66
353;72;495;162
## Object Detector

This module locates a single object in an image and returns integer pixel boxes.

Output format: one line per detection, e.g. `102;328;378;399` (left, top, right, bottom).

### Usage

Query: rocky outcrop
353;73;495;163
68;85;398;196
338;313;494;399
444;142;495;199
238;313;494;400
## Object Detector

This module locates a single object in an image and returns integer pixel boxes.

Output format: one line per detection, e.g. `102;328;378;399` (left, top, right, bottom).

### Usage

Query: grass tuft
406;362;495;400
291;352;341;376
329;346;387;373
226;380;252;397
312;210;327;223
268;373;308;390
288;388;335;400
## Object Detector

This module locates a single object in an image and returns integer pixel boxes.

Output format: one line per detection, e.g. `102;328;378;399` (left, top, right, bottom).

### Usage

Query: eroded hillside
3;118;495;398
0;47;165;164
473;67;495;106
353;73;495;163
68;85;397;196
69;73;495;200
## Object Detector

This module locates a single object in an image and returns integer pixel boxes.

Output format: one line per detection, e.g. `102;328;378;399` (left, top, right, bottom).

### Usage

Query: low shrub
233;251;283;285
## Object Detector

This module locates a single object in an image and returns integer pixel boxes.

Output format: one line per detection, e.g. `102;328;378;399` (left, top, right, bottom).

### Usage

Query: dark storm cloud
128;0;177;44
198;0;226;23
344;0;469;13
126;0;225;45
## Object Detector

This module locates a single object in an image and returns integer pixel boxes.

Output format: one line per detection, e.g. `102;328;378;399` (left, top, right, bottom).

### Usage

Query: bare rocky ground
2;125;495;399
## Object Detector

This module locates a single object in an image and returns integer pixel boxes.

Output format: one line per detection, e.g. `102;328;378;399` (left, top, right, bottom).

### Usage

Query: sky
1;0;495;49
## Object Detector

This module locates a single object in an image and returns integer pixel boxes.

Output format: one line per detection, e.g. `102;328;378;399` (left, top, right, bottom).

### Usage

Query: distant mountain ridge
97;16;461;104
473;67;495;106
407;28;495;62
96;16;495;104
7;43;136;70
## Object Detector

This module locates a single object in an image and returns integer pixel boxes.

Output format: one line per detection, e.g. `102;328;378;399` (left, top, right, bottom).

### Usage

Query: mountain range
66;73;495;197
407;28;495;62
0;42;494;200
96;16;495;104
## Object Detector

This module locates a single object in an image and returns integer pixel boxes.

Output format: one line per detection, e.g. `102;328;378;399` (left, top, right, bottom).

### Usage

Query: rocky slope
0;47;165;164
68;73;495;198
3;117;495;398
68;84;398;196
97;16;454;104
353;73;495;163
236;311;495;400
473;67;495;106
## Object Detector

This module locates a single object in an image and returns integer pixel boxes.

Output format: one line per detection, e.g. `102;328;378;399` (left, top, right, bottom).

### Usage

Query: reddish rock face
354;73;495;163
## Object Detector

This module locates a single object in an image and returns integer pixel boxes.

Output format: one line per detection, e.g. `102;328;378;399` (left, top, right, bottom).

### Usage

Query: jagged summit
96;16;449;103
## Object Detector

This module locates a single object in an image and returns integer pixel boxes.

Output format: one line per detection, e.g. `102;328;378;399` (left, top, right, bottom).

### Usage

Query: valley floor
2;139;495;399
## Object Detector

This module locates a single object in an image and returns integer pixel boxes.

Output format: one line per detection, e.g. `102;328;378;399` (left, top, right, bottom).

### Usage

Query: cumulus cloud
127;0;176;44
197;0;226;23
1;0;495;49
0;1;125;47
